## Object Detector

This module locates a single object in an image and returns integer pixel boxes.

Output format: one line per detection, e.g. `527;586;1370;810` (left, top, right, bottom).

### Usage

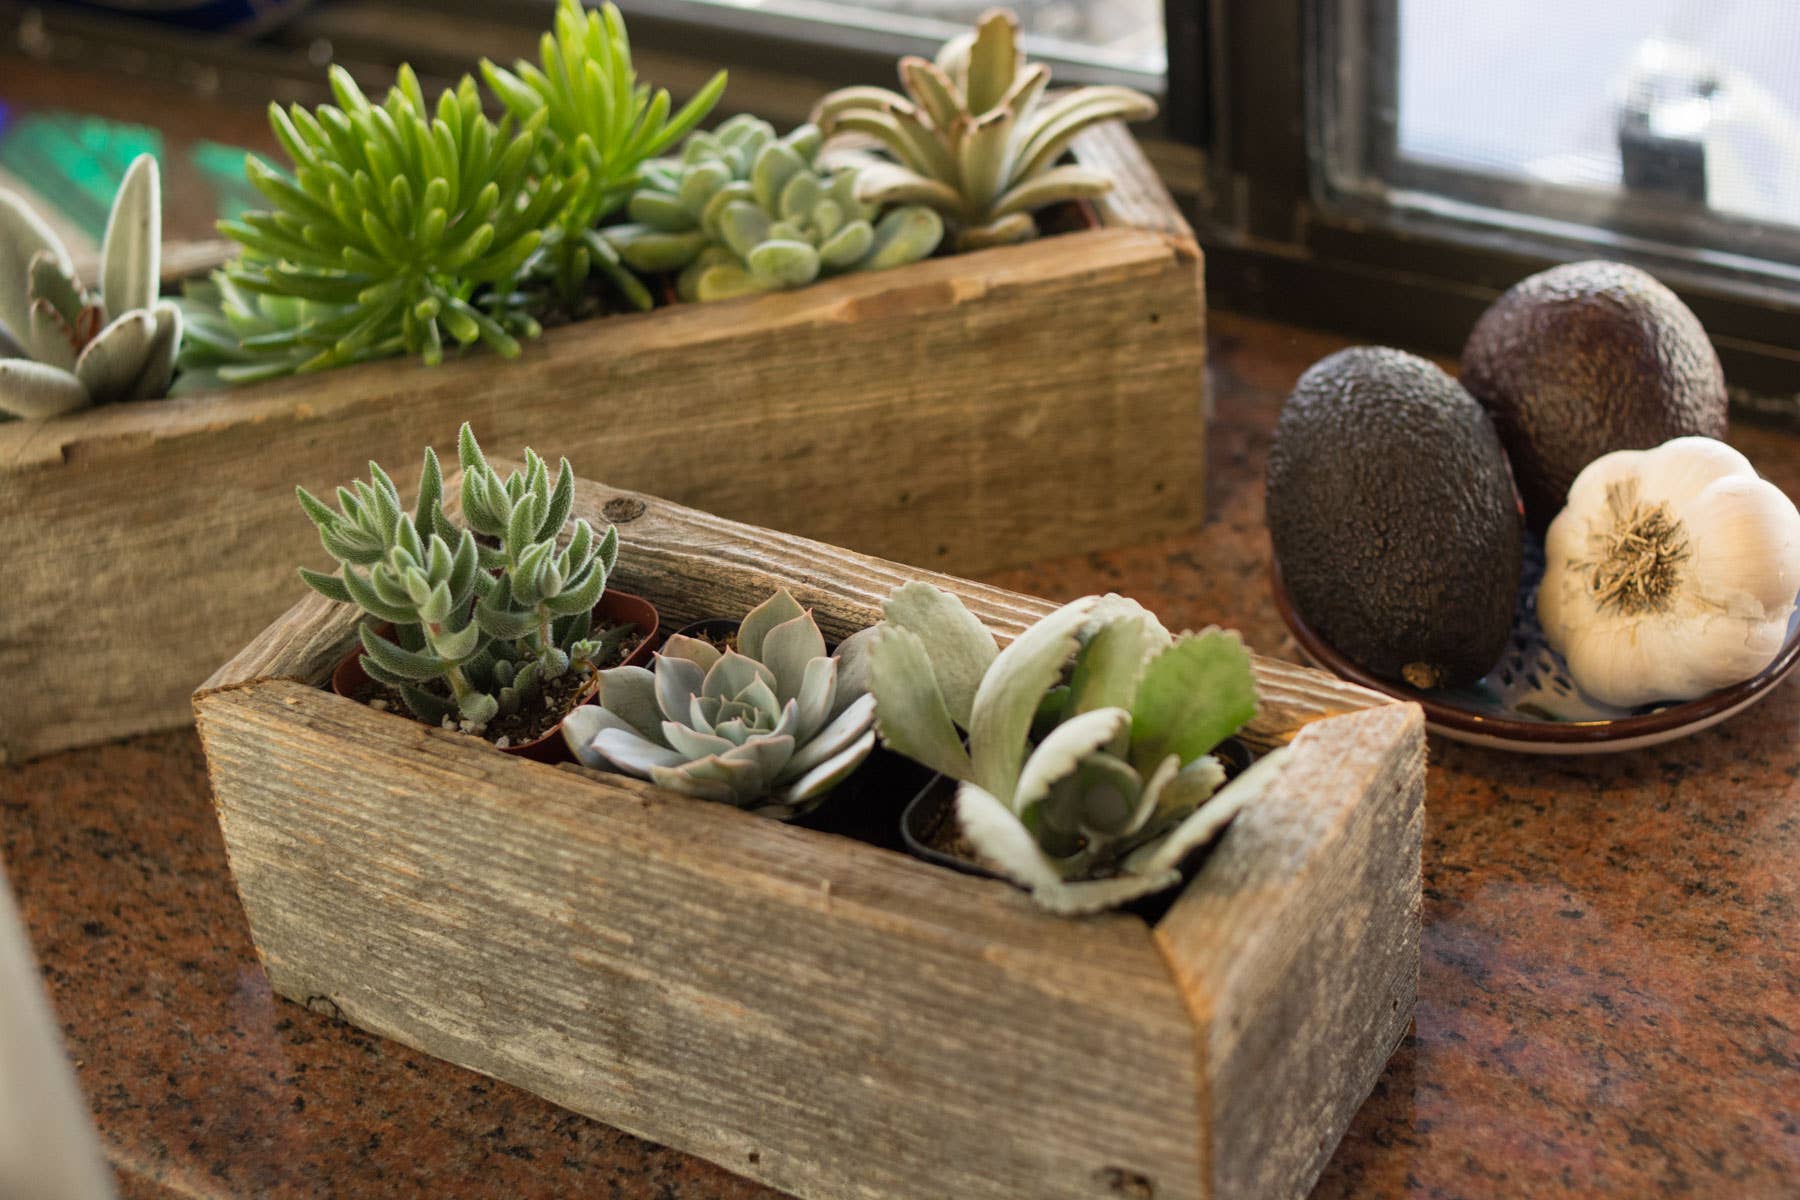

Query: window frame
1184;0;1800;410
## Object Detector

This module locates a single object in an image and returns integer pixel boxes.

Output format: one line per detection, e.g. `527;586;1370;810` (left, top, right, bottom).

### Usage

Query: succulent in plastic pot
866;583;1289;913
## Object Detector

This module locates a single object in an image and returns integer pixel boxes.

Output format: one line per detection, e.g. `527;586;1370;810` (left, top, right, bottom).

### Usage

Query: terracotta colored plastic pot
331;589;659;761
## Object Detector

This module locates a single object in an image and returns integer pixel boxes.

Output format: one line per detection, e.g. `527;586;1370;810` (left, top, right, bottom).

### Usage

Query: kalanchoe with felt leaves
564;589;878;817
296;423;628;732
202;65;568;378
604;115;943;302
0;154;183;419
811;8;1157;250
481;0;726;312
867;582;1287;914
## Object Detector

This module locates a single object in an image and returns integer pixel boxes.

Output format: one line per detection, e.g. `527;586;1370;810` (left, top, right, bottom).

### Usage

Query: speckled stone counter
4;313;1796;1198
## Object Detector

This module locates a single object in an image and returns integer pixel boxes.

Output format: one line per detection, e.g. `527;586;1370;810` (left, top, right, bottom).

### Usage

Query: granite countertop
4;311;1798;1198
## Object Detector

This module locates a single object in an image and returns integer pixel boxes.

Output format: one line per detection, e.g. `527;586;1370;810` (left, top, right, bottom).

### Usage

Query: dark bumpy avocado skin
1460;260;1726;531
1267;347;1522;690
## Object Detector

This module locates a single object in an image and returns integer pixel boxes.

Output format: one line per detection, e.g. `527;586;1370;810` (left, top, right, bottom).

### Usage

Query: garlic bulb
1538;436;1800;707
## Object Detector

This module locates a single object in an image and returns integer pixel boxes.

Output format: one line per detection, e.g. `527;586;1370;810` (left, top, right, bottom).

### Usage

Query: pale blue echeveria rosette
564;589;877;818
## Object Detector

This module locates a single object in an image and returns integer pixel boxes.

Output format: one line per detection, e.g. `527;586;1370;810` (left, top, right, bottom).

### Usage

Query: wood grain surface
1;121;1206;762
1158;702;1425;1200
196;472;1421;1200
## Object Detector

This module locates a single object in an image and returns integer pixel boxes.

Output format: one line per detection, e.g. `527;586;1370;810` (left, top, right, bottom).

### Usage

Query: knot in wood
602;498;647;524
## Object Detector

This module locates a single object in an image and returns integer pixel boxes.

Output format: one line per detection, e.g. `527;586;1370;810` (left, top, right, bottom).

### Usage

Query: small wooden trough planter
195;474;1422;1200
0;121;1203;762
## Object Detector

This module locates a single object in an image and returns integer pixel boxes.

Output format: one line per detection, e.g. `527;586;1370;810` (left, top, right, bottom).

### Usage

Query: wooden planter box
0;121;1203;763
195;473;1422;1200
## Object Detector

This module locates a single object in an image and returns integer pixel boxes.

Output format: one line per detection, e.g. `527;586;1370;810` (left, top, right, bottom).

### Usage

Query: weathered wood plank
3;117;1205;762
1072;119;1195;243
196;678;1204;1200
1156;701;1426;1200
200;472;1391;750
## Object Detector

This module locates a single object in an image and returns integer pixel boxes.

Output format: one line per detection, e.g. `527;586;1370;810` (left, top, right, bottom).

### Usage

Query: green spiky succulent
209;65;569;377
605;115;943;302
298;423;629;733
564;588;878;817
176;273;359;388
481;0;727;312
812;8;1157;250
867;583;1285;914
1;154;182;420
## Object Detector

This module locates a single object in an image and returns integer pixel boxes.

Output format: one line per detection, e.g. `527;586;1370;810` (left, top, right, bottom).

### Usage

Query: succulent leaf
593;665;665;741
967;596;1098;801
27;301;79;372
1128;629;1258;774
0;358;88;420
1012;706;1131;818
1124;747;1291;876
1066;598;1169;715
100;155;162;319
866;625;974;781
474;0;725;311
0;188;76;343
73;309;158;404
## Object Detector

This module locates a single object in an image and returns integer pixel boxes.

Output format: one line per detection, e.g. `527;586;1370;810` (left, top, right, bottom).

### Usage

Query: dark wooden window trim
1181;0;1800;422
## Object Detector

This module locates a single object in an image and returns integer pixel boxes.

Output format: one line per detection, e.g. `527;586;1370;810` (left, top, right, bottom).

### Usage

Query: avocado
1267;347;1522;690
1460;261;1726;531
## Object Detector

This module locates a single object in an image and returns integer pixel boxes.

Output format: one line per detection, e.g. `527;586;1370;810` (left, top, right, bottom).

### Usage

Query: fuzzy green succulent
812;8;1157;250
867;583;1286;913
1;154;182;419
298;423;628;733
605;115;943;302
481;0;727;312
208;65;568;377
564;589;878;816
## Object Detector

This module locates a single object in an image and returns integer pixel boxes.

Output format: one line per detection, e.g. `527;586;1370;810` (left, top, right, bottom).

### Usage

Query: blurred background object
0;860;118;1200
1392;0;1800;245
43;0;315;33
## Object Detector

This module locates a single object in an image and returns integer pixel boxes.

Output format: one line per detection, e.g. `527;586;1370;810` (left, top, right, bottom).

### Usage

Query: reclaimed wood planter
1;121;1204;763
196;473;1424;1200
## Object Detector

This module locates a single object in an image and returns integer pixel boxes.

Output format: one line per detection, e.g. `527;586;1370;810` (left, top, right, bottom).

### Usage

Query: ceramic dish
1272;541;1800;755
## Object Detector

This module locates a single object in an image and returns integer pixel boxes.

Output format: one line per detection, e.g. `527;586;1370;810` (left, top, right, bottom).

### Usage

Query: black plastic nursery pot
329;588;659;763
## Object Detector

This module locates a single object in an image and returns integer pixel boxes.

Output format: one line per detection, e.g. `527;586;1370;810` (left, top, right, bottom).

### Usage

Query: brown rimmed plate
1272;560;1800;755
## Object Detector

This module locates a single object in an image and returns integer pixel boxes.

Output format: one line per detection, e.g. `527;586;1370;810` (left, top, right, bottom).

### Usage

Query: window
1322;0;1800;288
1188;0;1800;405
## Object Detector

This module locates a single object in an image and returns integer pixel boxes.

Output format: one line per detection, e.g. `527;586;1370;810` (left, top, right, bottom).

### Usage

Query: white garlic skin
1538;436;1800;707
